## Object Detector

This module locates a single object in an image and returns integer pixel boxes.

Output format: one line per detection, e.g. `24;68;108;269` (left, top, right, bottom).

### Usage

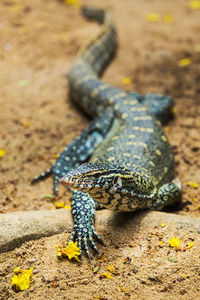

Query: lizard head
61;163;155;209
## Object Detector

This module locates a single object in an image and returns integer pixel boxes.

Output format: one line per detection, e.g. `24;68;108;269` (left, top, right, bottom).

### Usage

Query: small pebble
133;265;138;274
177;276;185;282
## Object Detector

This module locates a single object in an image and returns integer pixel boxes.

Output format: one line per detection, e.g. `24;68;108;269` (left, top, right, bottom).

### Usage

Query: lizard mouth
61;173;110;191
61;175;95;190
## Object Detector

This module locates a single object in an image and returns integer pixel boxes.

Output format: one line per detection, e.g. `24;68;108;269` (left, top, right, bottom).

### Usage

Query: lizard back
68;7;174;190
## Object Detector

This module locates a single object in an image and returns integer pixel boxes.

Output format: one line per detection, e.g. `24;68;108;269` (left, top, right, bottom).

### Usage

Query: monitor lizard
32;6;181;258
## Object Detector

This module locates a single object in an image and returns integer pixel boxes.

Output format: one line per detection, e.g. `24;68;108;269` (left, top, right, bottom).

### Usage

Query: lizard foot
70;224;104;259
31;161;68;196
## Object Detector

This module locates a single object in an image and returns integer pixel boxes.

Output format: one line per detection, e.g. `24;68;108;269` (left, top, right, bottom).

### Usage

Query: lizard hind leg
152;182;182;210
31;107;114;196
143;94;174;123
141;93;174;123
128;92;174;123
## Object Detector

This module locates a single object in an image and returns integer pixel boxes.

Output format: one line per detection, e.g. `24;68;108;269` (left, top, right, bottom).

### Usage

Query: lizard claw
31;166;60;196
31;167;53;185
92;229;104;246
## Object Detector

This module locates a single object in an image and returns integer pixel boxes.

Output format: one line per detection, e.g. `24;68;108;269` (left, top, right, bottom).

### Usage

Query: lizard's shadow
110;210;145;228
100;202;183;247
100;210;149;246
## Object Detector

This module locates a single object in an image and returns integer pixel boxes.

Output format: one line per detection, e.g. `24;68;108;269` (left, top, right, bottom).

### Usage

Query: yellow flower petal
54;200;71;209
122;77;132;85
20;119;30;128
194;204;200;210
164;14;173;23
169;237;180;249
10;4;23;12
64;0;82;8
64;200;71;209
106;264;119;275
186;181;199;188
159;241;164;247
12;267;33;291
146;13;161;22
160;223;166;228
53;153;59;159
187;241;194;249
178;58;191;67
55;241;80;261
102;272;112;279
189;0;200;10
98;256;107;263
0;149;6;158
164;126;170;133
120;285;129;295
195;44;200;52
129;241;135;247
64;205;71;209
55;201;65;208
192;197;198;202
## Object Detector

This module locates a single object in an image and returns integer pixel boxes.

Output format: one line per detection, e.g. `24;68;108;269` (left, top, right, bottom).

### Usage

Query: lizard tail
67;7;119;116
77;6;117;76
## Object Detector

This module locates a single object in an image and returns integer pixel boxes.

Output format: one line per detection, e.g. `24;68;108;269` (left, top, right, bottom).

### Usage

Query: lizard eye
113;175;122;187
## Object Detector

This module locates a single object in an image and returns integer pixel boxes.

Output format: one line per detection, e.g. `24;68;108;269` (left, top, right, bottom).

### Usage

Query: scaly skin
33;6;181;258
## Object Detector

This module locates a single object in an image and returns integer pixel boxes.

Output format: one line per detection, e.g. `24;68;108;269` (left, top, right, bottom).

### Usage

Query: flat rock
0;209;199;253
0;209;72;253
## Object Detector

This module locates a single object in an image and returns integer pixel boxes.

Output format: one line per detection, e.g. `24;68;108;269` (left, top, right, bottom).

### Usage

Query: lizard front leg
32;108;114;257
70;190;103;259
32;107;114;195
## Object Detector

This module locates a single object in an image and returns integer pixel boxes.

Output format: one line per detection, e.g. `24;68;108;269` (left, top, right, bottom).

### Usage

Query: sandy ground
0;0;200;299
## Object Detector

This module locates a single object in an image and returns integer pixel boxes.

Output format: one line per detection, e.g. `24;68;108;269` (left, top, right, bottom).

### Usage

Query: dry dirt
0;0;200;299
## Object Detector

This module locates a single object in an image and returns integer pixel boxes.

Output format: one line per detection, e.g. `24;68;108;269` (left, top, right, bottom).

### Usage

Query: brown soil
0;0;200;299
